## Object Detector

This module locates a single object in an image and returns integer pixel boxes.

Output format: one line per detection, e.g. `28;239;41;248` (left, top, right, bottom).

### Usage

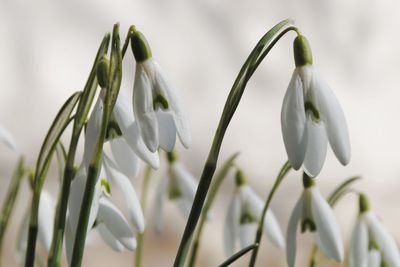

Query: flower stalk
173;19;298;267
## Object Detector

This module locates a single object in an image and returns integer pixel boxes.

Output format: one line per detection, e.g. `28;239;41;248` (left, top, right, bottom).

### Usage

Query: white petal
281;68;307;170
303;119;328;177
153;176;169;233
110;138;140;178
103;154;145;233
0;126;16;150
368;250;382;267
224;193;241;257
15;212;29;265
286;197;303;267
83;97;103;165
113;92;160;169
239;223;258;249
67;166;101;236
38;191;55;252
366;212;400;267
97;223;126;252
172;162;197;200
311;187;344;262
149;59;191;148
97;198;136;250
156;112;177;152
313;72;351;165
349;217;369;267
243;186;285;249
175;198;193;219
133;64;159;152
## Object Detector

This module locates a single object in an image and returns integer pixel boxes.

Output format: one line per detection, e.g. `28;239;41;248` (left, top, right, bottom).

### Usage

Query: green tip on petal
235;169;247;187
293;35;313;67
153;94;169;111
97;56;110;88
359;193;370;214
301;218;316;233
240;212;257;224
302;172;316;188
101;178;111;196
166;151;177;163
130;30;152;62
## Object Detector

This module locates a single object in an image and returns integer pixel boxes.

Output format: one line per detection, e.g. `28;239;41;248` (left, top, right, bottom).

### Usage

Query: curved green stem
219;244;258;267
187;153;239;267
308;176;361;267
248;161;292;267
135;166;152;267
173;18;297;267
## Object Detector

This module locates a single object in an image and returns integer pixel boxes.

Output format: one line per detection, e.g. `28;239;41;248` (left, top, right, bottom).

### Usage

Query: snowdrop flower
16;191;55;265
153;151;197;233
130;29;191;153
281;35;350;177
0;125;16;150
224;170;284;257
66;178;137;264
286;173;343;267
349;193;400;267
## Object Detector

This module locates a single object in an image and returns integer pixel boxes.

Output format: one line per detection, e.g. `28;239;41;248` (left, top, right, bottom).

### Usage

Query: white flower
16;191;55;265
0;125;16;150
286;175;343;267
281;35;350;177
153;157;197;233
224;179;285;257
349;195;400;267
131;31;191;153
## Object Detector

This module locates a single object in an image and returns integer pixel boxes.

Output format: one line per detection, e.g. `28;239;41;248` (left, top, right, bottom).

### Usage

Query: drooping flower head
153;151;197;233
224;169;285;257
349;193;400;267
130;28;191;153
286;173;343;267
281;35;351;177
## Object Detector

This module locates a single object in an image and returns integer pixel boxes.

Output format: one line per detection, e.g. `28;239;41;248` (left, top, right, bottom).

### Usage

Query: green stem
173;19;297;267
0;157;25;266
219;244;258;267
187;153;239;267
135;166;152;267
248;161;292;267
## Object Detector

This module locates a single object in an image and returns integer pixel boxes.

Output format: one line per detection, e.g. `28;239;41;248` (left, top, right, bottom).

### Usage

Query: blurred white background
1;0;400;266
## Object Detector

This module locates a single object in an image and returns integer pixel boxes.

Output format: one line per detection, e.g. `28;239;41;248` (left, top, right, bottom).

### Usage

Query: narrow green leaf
74;34;111;133
0;157;25;258
35;91;81;183
219;244;258;267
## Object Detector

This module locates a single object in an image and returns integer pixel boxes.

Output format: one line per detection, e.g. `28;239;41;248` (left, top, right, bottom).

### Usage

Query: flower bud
130;30;152;62
97;56;110;88
293;35;313;67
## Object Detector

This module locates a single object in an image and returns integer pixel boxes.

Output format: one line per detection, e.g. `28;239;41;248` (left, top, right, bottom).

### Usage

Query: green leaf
74;34;111;134
218;244;258;267
35;91;81;186
0;157;25;257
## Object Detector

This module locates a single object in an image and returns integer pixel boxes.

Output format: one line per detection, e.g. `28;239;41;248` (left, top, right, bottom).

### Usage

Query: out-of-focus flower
0;125;16;150
286;173;343;267
281;35;350;177
224;170;284;257
16;191;55;265
130;29;191;153
349;193;400;267
153;151;197;233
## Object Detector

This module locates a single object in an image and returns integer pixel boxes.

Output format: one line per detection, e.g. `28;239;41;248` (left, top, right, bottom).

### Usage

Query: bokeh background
1;0;400;266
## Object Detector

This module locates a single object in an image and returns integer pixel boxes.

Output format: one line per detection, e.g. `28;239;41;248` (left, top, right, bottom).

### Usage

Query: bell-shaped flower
281;35;350;177
102;153;145;233
130;29;191;153
0;125;16;150
66;178;137;264
349;193;400;267
224;170;285;257
286;174;343;267
153;151;197;233
16;191;55;265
